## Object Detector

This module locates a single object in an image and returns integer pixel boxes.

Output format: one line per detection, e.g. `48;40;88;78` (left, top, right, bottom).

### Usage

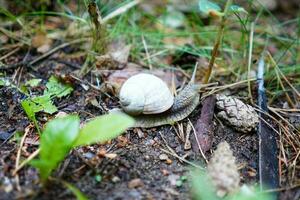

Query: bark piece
192;95;216;153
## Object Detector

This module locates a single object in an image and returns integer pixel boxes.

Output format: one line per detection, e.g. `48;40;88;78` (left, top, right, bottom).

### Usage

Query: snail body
119;73;200;128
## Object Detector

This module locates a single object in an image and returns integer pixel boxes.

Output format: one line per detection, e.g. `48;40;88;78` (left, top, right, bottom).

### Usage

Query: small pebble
128;178;144;189
136;128;145;138
161;169;169;176
112;176;120;183
166;159;172;165
159;154;168;161
144;155;150;160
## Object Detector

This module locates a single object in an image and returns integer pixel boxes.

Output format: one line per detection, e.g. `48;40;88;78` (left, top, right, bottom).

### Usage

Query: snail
116;68;201;128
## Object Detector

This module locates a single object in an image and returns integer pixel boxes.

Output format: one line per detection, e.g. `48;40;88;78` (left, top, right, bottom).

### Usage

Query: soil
0;57;274;199
0;2;299;198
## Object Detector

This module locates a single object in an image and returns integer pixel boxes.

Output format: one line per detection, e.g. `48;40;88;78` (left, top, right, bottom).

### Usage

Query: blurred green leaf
21;76;73;127
64;182;89;200
198;0;223;17
0;78;10;87
31;115;80;181
191;170;220;200
229;5;247;14
191;169;273;200
21;95;57;120
45;76;73;98
230;185;273;200
95;174;102;183
74;113;134;147
25;78;42;87
158;8;185;28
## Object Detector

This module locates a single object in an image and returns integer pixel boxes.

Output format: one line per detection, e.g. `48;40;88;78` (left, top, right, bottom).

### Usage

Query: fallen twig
0;38;88;70
102;0;141;23
13;148;40;175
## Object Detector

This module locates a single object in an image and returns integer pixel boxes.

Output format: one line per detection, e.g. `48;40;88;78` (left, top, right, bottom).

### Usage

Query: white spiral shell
119;73;174;115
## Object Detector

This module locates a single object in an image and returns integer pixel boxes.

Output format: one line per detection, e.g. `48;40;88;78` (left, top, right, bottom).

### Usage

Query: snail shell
119;73;174;115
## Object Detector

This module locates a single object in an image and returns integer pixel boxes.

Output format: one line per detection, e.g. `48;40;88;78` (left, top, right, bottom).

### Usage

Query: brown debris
105;63;181;91
192;95;216;153
128;178;144;189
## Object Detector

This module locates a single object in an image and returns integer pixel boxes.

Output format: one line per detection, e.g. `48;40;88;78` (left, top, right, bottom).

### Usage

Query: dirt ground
0;58;297;199
1;1;300;199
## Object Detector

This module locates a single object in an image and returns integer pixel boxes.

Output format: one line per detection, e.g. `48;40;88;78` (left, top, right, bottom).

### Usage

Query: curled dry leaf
216;94;259;133
31;31;53;53
105;63;181;91
108;39;131;64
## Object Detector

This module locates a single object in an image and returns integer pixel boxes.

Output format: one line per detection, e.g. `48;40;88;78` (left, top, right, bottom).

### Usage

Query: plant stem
88;0;107;54
247;22;254;104
203;0;232;84
80;0;108;76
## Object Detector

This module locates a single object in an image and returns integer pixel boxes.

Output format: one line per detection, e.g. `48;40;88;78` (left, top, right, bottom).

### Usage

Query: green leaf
158;8;185;28
45;76;73;98
95;174;102;183
21;95;57;120
21;76;73;126
191;170;220;200
73;113;134;147
25;78;42;87
231;185;273;200
64;182;89;200
229;5;247;14
0;78;10;87
198;0;223;17
31;115;80;181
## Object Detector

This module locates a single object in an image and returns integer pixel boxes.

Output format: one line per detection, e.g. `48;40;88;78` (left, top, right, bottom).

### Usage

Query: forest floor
0;1;299;200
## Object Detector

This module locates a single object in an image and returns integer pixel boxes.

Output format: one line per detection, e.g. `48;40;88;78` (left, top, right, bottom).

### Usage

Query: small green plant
198;0;246;83
21;76;73;133
31;113;134;182
191;170;274;200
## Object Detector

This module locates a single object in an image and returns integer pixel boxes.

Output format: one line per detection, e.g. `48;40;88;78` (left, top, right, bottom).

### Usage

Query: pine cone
208;141;240;197
216;94;259;133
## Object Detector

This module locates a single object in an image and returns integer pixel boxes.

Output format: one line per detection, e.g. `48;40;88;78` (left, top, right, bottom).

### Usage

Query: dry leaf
108;39;131;64
106;63;181;91
31;31;52;53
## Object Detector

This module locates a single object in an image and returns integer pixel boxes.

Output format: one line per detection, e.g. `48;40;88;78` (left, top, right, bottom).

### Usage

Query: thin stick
267;52;300;98
268;107;300;112
29;38;88;66
1;38;89;70
0;47;21;61
264;183;300;193
0;27;30;45
13;148;40;175
202;78;256;98
160;148;203;169
247;22;255;104
189;119;208;163
141;35;152;70
102;0;141;23
15;126;32;171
